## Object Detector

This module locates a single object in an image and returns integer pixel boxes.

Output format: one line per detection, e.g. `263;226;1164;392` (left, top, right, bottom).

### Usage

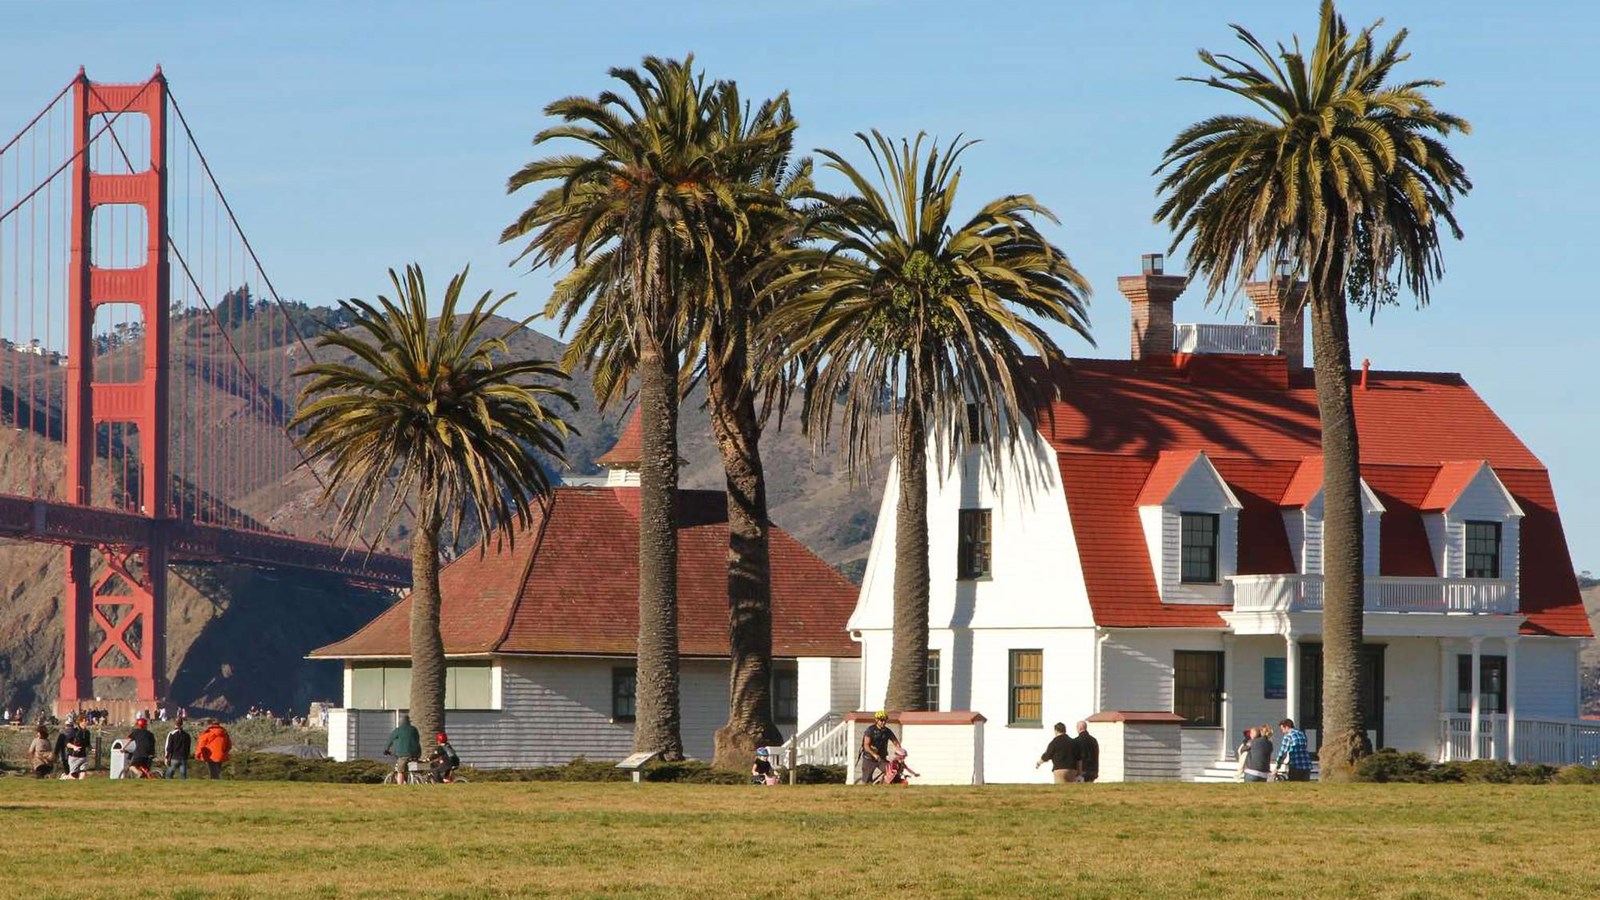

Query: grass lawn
0;780;1595;898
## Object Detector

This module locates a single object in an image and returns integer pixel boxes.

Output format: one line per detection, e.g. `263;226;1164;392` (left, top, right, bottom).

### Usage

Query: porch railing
1438;713;1600;766
1231;574;1517;615
1173;322;1279;355
782;712;850;766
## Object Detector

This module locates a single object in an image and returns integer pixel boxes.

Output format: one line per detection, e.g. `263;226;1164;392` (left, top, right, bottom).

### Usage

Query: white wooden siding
1150;460;1239;604
1513;638;1578;719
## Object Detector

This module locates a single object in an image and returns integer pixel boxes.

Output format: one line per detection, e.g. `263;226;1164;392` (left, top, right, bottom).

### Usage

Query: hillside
0;309;886;714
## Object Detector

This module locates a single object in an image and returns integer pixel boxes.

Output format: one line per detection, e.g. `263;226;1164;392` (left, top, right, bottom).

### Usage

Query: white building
851;257;1596;782
311;415;861;767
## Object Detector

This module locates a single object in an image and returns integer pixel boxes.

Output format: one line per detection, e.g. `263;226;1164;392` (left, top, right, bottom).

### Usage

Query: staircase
1191;758;1320;783
780;712;850;766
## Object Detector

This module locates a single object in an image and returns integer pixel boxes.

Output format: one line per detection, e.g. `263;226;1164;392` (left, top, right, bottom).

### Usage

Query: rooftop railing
1174;323;1279;356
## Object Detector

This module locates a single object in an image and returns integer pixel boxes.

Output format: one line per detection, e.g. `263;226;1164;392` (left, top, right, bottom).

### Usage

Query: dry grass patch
0;780;1595;897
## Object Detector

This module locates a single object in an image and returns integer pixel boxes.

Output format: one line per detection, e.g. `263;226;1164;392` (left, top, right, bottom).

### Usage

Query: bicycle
381;761;468;784
124;760;164;780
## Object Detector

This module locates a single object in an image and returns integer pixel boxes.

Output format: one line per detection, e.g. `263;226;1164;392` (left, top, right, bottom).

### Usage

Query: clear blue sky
3;1;1596;568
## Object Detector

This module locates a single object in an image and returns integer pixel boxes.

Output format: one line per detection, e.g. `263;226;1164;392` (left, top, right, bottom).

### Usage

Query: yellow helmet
874;709;888;720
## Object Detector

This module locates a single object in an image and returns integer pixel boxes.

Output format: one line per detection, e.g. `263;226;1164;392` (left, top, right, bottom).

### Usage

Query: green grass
0;780;1595;897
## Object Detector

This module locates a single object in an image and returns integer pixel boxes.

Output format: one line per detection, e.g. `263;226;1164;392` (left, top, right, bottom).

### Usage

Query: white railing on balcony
781;712;850;766
1230;574;1517;615
1439;714;1600;766
1173;322;1279;355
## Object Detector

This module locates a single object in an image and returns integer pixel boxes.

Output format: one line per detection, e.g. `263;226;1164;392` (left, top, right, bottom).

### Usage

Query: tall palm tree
699;88;809;766
773;132;1092;711
501;56;753;760
1154;0;1470;779
292;264;575;740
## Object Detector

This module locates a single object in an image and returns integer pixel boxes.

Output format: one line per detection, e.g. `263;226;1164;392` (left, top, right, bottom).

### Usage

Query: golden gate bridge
0;69;410;711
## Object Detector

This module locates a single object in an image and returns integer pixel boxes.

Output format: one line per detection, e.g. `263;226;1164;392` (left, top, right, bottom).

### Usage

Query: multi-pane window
1457;655;1508;714
1173;651;1224;726
612;668;637;722
926;650;942;711
1008;649;1043;726
1180;513;1220;583
348;663;493;710
958;509;993;580
773;668;798;723
1465;521;1502;579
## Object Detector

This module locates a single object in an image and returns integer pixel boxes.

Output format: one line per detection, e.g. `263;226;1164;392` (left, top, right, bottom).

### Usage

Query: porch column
1505;636;1520;764
1468;636;1483;761
1285;635;1300;726
1439;641;1455;761
1222;633;1236;757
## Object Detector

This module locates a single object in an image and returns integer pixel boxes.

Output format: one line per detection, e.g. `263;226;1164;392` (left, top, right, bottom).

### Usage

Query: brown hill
0;313;885;715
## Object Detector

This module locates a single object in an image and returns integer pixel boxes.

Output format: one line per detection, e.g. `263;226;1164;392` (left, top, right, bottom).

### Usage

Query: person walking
1243;725;1275;782
59;717;90;779
1074;721;1100;783
1273;718;1313;781
125;717;158;778
163;718;193;780
28;725;53;778
1035;722;1081;783
195;718;232;779
383;714;422;784
858;711;901;785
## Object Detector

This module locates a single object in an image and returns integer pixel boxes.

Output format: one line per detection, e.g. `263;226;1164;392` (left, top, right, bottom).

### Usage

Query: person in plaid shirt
1273;718;1313;781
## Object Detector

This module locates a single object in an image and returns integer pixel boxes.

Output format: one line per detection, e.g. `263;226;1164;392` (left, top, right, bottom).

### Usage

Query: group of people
1235;718;1313;782
381;714;461;783
1035;721;1100;783
22;715;233;780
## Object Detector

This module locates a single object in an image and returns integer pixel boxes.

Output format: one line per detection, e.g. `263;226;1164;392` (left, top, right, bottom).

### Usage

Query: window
773;668;798;723
1180;513;1220;583
965;403;987;444
612;668;637;722
926;650;941;711
1008;649;1043;726
1465;521;1502;579
1457;655;1508;714
348;663;492;710
958;509;993;580
1173;651;1224;727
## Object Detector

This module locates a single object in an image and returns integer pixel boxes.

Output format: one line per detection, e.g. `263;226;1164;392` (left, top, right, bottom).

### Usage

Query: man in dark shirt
1036;722;1081;783
163;718;193;780
1074;720;1100;783
126;717;157;777
859;711;900;784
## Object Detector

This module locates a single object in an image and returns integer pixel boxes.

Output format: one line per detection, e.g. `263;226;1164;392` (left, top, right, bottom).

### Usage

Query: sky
2;0;1597;568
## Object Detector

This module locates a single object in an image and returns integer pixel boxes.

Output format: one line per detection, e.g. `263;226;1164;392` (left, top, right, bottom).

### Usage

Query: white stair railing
782;712;850;766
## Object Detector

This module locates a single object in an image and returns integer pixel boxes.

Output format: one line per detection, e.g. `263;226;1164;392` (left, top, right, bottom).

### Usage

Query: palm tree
501;56;752;760
773;132;1092;711
292;264;575;741
1154;1;1470;779
698;88;810;766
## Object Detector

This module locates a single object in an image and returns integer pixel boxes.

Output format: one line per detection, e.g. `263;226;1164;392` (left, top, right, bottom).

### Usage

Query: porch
1439;714;1600;766
1230;573;1517;615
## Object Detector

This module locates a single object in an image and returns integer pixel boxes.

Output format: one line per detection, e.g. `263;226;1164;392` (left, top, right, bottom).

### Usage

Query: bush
1553;764;1600;785
225;751;390;783
1354;750;1436;783
1355;750;1580;785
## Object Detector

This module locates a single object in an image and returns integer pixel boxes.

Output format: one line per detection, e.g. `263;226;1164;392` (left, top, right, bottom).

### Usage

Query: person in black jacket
1035;722;1081;783
163;718;193;780
126;717;157;778
1074;720;1100;783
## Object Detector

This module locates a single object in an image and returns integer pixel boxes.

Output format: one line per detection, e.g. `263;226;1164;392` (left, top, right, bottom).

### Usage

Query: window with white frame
1180;513;1220;583
1465;521;1502;579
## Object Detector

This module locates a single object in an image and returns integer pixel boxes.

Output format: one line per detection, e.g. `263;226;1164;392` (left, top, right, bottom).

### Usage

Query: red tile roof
1420;460;1487;510
1041;358;1588;637
595;410;642;468
312;486;860;659
1133;450;1203;506
1279;457;1325;507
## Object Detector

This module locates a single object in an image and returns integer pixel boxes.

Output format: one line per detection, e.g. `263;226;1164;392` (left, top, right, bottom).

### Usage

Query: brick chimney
1117;253;1187;365
1243;277;1307;371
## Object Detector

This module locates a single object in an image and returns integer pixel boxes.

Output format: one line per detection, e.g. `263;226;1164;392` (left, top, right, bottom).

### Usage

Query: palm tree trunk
885;396;930;711
708;325;780;767
408;484;446;742
635;320;685;761
1310;291;1370;780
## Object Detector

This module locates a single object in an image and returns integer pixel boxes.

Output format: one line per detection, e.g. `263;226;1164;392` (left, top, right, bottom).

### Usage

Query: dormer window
1180;513;1220;583
1465;522;1502;579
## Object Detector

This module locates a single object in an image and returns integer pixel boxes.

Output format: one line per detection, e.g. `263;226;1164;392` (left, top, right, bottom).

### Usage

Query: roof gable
1278;456;1385;515
1420;460;1525;517
1134;450;1242;509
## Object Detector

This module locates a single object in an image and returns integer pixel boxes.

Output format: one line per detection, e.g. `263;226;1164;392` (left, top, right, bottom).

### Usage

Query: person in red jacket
194;718;232;779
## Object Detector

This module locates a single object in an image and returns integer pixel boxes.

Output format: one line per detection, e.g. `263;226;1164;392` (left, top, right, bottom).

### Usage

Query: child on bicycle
125;717;158;778
428;732;461;783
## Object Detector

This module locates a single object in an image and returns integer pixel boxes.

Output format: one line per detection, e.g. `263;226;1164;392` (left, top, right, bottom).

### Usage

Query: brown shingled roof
595;410;642;468
310;486;860;659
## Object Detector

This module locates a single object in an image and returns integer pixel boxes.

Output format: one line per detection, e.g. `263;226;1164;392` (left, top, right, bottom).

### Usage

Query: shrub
1354;750;1436;783
1553;764;1600;785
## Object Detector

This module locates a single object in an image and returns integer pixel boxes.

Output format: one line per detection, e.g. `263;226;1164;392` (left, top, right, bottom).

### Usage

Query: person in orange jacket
194;718;232;779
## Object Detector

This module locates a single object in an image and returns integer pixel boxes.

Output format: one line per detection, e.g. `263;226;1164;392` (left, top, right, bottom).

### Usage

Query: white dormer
1136;451;1242;604
1279;457;1385;577
1420;461;1524;585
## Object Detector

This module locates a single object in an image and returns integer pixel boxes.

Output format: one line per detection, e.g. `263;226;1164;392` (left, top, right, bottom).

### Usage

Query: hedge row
1354;749;1600;784
222;752;847;785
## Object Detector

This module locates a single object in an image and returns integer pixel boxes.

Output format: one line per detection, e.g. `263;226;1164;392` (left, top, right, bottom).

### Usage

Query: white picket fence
1439;713;1600;766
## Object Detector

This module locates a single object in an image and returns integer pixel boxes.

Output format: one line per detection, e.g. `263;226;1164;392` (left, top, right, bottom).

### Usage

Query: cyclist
382;714;422;785
429;732;461;783
125;717;158;778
